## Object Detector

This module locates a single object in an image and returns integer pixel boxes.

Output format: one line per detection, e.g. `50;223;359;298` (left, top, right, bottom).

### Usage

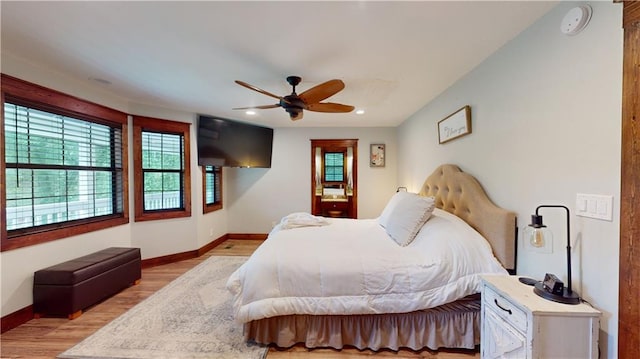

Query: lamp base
534;282;581;305
518;277;539;286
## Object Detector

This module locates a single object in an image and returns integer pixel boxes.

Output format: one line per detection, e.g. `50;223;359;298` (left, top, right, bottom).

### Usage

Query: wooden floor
0;239;479;359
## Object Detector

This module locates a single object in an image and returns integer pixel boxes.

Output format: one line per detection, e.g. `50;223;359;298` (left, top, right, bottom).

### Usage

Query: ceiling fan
233;76;355;121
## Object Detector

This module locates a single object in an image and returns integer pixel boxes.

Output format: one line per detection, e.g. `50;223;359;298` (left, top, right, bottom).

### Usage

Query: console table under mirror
310;139;358;218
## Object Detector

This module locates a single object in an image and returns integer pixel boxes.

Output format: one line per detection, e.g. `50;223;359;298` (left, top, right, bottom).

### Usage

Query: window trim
1;74;129;252
202;165;223;214
132;116;191;222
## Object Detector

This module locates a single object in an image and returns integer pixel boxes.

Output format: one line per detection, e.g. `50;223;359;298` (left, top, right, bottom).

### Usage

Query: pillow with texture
378;191;414;228
383;194;436;246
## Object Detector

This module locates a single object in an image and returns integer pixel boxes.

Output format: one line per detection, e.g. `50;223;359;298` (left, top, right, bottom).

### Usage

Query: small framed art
438;105;472;144
370;144;385;167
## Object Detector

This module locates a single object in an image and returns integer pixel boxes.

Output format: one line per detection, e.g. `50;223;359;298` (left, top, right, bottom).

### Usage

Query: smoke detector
560;5;592;36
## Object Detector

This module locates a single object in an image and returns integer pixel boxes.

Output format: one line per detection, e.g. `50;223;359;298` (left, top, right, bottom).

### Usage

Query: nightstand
481;275;601;359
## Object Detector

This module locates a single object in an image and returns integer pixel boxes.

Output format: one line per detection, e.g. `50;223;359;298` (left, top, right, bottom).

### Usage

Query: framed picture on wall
370;144;385;167
438;105;472;144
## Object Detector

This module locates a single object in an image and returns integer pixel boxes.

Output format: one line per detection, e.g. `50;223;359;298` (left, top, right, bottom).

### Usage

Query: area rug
58;256;267;359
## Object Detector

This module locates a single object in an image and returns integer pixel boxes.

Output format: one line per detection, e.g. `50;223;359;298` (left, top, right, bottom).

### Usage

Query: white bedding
278;212;330;229
226;208;508;323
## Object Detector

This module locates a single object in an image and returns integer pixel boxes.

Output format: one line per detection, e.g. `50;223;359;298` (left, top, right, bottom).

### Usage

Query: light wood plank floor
0;239;479;359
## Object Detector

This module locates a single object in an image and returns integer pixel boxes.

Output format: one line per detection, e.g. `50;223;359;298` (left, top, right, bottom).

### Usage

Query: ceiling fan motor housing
281;94;306;114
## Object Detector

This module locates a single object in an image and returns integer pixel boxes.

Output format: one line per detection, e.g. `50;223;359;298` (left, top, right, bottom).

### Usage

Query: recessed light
245;110;257;115
355;109;365;115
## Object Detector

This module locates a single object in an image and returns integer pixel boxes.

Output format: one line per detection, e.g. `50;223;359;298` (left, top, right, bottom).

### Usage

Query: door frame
310;139;358;218
618;1;639;358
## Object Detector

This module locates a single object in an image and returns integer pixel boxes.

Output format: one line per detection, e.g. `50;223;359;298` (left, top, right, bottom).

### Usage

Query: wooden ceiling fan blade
298;79;345;104
233;104;281;110
236;77;352;120
235;80;283;101
306;102;355;113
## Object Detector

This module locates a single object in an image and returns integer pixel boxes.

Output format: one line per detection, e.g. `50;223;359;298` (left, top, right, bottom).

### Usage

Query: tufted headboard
419;164;517;272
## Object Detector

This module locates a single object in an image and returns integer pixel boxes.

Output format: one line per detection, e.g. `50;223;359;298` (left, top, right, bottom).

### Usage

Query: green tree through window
324;152;344;182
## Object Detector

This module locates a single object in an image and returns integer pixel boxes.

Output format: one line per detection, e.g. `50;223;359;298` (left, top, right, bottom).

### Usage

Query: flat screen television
197;115;274;168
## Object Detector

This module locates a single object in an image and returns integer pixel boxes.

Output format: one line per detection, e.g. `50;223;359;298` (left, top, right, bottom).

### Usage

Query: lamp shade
527;226;551;248
524;214;552;253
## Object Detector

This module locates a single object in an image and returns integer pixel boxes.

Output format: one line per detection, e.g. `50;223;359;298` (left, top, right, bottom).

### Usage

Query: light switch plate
576;193;613;221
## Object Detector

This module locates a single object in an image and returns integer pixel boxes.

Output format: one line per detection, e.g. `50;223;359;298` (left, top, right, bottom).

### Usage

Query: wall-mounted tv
197;115;274;168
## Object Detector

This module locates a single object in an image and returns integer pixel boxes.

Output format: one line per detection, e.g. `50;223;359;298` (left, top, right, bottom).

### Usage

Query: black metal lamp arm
535;205;572;294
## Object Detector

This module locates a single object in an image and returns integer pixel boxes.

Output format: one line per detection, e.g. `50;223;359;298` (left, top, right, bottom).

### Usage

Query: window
1;74;129;251
132;116;191;221
324;152;345;182
202;165;222;213
142;132;183;210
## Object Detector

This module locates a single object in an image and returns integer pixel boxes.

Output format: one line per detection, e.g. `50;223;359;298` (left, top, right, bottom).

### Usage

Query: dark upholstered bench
33;247;141;319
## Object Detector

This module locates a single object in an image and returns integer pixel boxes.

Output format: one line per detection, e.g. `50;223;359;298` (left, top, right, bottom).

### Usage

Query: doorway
310;139;358;218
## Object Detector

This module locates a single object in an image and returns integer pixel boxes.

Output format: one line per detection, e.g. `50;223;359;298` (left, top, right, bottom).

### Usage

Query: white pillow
383;195;435;246
378;191;414;228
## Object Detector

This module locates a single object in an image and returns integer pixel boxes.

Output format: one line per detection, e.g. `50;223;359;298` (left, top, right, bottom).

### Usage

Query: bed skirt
244;294;481;351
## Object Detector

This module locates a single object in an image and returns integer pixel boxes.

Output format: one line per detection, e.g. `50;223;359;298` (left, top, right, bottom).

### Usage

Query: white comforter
226;208;508;323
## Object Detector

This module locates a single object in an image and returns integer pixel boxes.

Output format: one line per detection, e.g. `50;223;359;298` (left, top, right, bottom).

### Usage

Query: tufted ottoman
33;247;141;319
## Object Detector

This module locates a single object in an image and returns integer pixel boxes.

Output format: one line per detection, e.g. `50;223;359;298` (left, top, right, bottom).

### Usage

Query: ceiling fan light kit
234;75;355;121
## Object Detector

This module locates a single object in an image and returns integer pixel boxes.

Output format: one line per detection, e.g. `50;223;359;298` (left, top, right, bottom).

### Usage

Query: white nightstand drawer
483;285;527;331
483;308;527;358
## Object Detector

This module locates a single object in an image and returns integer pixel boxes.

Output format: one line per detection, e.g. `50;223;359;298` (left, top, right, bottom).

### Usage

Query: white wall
397;2;622;358
226;127;398;232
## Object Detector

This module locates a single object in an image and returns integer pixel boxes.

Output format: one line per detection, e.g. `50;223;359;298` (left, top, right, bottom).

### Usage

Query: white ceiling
1;1;557;128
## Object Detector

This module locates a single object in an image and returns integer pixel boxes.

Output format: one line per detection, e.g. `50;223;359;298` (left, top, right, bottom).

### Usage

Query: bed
227;164;517;351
